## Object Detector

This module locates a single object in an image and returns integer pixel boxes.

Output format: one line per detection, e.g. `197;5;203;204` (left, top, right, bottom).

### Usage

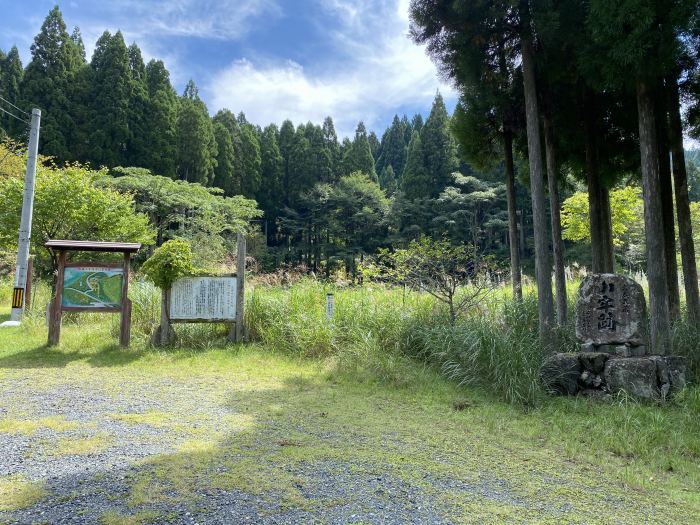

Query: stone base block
540;353;687;400
603;358;657;399
540;353;581;395
579;352;610;374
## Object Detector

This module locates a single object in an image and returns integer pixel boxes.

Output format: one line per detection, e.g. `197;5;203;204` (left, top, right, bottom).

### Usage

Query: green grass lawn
0;310;699;524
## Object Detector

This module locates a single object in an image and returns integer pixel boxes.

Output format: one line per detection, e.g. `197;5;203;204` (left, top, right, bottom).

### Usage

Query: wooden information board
156;233;246;346
169;276;237;322
45;240;141;347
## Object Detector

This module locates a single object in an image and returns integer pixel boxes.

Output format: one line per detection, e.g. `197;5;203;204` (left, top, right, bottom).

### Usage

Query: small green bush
141;240;196;290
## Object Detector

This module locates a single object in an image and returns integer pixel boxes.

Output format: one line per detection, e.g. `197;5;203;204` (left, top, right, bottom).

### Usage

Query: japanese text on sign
169;276;237;321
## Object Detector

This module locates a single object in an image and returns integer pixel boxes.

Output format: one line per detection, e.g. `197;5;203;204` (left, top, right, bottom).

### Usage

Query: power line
0;95;30;116
0;106;30;126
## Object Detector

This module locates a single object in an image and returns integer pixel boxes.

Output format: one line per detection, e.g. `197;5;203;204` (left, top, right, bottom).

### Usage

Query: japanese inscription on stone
575;274;645;346
169;276;237;321
596;280;616;332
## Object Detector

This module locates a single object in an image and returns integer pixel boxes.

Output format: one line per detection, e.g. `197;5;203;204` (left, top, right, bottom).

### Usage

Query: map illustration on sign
62;266;123;309
169;276;237;321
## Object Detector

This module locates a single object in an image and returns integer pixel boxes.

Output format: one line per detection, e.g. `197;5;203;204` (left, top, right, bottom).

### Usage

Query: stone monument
541;274;687;400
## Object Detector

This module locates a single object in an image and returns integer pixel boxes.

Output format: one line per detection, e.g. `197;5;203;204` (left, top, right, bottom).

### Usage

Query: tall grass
246;279;563;405
4;274;697;406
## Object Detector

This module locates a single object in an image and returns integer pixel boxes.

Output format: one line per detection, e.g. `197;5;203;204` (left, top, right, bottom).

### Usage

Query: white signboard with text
169;276;237;321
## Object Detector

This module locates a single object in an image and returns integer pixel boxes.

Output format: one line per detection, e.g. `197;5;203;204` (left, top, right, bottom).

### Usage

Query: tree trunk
521;35;554;340
667;74;700;323
655;88;680;321
543;117;567;325
584;91;615;273
636;79;671;355
503;130;522;301
599;187;615;272
520;207;526;258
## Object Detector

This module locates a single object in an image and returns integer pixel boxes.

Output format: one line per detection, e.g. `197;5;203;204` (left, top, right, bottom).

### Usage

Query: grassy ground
0;301;699;523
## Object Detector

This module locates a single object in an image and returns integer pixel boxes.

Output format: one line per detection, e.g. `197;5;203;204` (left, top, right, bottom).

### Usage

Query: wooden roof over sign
45;240;142;253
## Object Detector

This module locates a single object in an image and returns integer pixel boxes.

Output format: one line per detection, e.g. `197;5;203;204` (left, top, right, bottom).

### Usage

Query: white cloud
205;0;456;137
80;0;281;40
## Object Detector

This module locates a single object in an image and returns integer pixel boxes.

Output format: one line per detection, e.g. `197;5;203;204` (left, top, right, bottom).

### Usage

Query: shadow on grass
0;343;144;369
0;364;698;525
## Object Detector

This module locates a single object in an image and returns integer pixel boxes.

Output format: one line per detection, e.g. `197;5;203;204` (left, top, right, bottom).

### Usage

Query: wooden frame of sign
156;233;246;346
45;240;141;347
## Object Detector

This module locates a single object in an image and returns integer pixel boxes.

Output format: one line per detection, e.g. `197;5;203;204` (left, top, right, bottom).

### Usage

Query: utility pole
2;108;41;327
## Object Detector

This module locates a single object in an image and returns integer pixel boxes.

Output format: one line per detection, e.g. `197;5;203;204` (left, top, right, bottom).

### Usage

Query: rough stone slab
603;357;657;399
540;353;581;395
597;344;617;354
578;352;609;374
650;356;687;395
615;344;647;358
576;274;646;346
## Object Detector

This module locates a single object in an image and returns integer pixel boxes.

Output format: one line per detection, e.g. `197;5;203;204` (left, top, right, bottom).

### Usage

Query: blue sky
0;0;457;138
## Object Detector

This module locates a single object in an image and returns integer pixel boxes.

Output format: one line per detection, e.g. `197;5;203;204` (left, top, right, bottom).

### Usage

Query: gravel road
0;355;695;524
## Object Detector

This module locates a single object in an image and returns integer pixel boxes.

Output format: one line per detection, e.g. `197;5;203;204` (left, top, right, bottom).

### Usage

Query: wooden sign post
157;233;246;345
45;240;141;347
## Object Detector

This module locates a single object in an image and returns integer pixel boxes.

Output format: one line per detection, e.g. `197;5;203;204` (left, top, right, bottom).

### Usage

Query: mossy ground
0;314;698;524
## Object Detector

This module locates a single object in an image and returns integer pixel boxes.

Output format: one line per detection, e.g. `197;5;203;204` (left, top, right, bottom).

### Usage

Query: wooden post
234;233;246;342
48;250;66;346
119;252;132;347
25;256;33;311
160;288;172;346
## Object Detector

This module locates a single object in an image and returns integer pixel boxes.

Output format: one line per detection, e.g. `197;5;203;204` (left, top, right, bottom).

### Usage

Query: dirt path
0;342;697;524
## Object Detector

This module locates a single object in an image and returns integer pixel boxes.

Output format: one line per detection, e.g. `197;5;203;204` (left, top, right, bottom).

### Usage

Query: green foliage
239;122;262;197
0;46;24;137
561;186;646;268
105;167;261;268
376;115;408;178
143;60;178;178
88;31;131;167
420;93;459;196
20;6;84;159
176;80;217;184
0;160;154;273
342;121;377;181
378;164;397;195
141;240;196;289
212;121;236;194
400;130;430;199
365;235;494;322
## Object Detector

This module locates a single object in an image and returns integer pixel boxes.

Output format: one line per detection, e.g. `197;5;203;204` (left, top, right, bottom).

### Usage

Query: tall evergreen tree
258;124;284;241
420;93;459;197
239;123;262;197
586;0;697;353
376;115;408;182
401;131;430;199
143;59;178;177
368;130;381;162
21;6;83;159
322;116;341;180
0;46;24;137
279;119;296;205
176;80;217;184
379;165;397;196
342;121;377;181
70;27;86;61
212;121;237;194
88;31;131;167
125;43;149;166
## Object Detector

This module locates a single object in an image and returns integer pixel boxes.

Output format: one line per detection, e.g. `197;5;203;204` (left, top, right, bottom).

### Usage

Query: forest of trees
0;7;538;277
409;0;700;353
2;5;700;353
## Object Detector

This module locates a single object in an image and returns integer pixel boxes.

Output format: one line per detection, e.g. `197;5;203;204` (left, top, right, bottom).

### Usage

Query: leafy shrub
141;240;196;289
